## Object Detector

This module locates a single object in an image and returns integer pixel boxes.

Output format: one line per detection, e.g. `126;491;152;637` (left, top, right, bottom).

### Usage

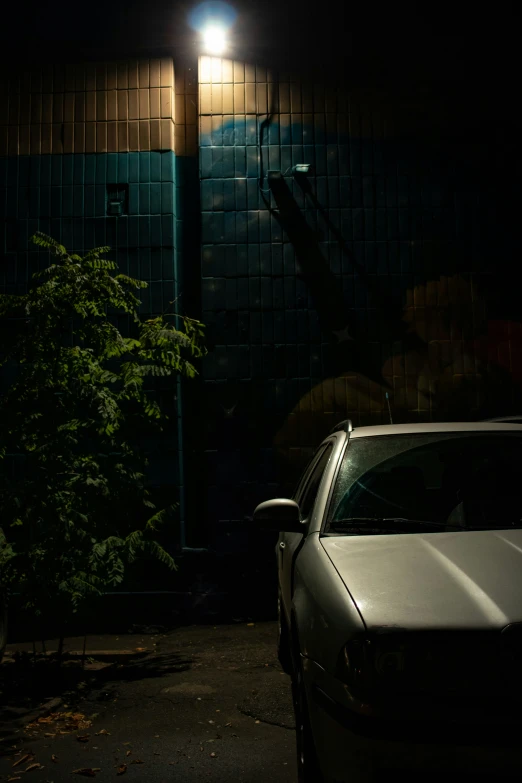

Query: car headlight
337;637;374;695
337;637;409;697
374;647;406;675
338;632;500;700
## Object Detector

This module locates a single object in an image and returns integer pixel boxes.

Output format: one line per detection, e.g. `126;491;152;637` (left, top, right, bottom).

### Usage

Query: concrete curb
0;649;152;745
0;696;62;746
2;648;151;663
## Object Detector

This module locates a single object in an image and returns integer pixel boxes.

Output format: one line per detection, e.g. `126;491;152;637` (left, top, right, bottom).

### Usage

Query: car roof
349;422;522;438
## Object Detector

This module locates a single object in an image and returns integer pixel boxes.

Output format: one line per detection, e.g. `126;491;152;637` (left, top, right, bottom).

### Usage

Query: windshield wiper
328;517;462;533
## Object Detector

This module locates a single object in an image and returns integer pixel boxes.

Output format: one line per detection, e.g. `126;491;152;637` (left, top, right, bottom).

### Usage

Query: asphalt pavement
0;622;297;782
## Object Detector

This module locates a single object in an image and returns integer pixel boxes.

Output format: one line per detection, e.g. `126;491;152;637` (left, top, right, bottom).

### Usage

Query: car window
325;432;522;535
293;447;325;503
299;444;333;521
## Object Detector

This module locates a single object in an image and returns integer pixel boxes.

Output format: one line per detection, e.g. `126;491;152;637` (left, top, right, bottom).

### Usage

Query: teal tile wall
198;94;522;552
0;153;177;313
0;151;187;554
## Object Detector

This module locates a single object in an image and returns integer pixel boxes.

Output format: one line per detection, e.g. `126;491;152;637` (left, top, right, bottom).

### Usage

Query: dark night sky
2;0;520;179
1;0;516;90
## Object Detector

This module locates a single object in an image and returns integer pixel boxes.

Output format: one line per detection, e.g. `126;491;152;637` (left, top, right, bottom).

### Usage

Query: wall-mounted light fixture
189;1;237;55
292;163;312;175
201;23;227;55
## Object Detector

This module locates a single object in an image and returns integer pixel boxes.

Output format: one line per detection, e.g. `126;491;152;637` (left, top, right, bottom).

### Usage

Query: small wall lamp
291;163;312;175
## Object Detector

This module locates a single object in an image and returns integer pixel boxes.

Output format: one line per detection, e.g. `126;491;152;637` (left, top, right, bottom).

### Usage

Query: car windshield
325;432;522;535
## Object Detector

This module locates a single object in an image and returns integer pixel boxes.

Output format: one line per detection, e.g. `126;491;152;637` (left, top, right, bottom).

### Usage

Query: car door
279;442;334;623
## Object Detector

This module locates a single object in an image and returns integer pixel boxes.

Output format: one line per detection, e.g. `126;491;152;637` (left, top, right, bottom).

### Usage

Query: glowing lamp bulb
202;24;227;55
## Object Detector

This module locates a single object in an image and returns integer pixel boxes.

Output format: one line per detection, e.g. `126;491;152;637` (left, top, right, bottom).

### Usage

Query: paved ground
0;622;297;782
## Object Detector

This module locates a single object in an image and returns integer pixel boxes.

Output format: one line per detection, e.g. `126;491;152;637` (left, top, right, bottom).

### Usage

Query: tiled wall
0;57;195;553
174;62;198;158
0;151;176;300
197;55;522;548
0;58;176;155
2;54;521;557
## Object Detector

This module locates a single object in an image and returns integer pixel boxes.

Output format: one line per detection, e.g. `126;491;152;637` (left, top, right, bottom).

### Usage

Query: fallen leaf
117;764;127;775
122;742;131;746
26;763;43;772
44;733;56;738
130;760;144;765
225;723;232;727
8;777;22;781
78;721;92;730
73;768;101;777
12;754;31;768
255;720;260;724
95;730;110;736
210;752;217;758
76;735;90;743
247;623;255;626
135;647;146;652
125;750;131;757
51;755;59;763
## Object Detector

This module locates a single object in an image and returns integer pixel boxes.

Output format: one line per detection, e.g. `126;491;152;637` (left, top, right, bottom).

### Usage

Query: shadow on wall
267;171;522;483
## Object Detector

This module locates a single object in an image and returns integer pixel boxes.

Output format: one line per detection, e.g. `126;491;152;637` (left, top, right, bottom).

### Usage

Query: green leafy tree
0;233;205;622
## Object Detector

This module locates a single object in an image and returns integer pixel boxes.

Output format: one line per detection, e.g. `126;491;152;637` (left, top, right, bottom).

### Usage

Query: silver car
254;421;522;783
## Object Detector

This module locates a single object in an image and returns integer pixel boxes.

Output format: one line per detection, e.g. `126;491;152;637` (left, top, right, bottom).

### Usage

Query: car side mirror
253;499;303;533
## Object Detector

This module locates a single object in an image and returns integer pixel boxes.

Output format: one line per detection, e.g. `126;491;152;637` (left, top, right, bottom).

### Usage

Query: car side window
299;444;333;521
293;447;326;504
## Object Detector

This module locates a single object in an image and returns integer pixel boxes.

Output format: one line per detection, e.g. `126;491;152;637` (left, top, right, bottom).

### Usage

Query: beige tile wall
198;54;350;140
0;58;176;155
198;55;342;116
174;61;198;157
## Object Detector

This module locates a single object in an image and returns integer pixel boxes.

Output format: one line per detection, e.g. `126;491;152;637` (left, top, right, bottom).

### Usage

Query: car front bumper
304;658;522;783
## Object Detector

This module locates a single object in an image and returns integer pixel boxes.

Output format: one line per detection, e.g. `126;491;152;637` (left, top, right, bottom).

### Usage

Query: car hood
321;529;522;631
